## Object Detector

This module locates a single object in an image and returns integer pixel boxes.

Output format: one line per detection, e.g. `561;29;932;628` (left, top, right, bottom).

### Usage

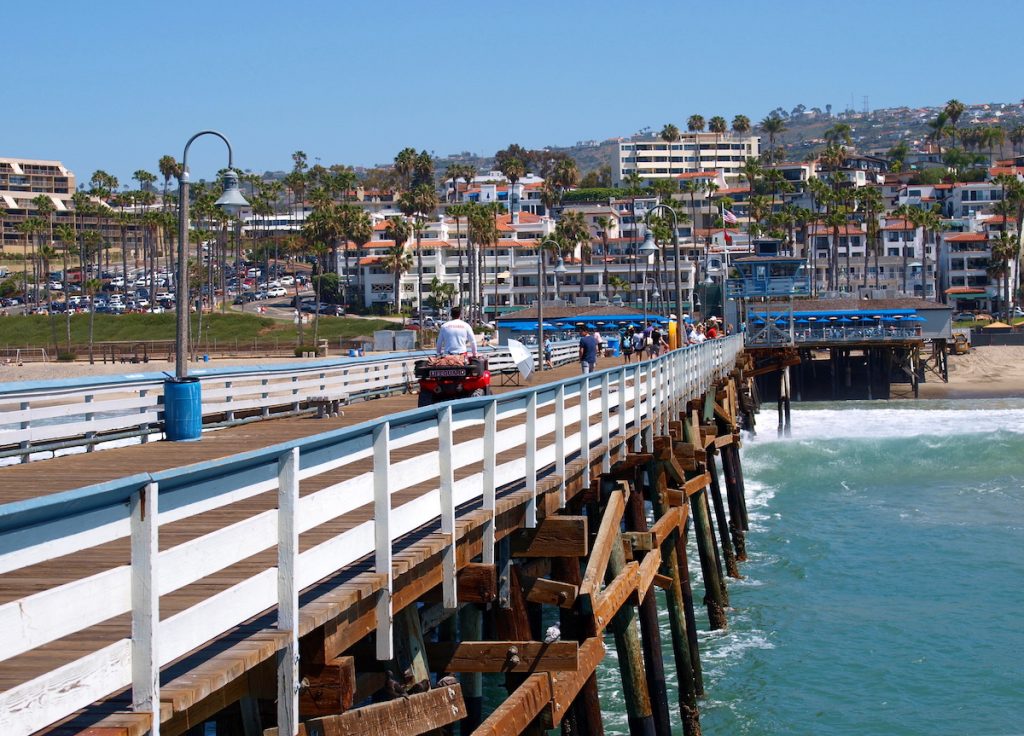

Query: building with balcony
614;133;760;185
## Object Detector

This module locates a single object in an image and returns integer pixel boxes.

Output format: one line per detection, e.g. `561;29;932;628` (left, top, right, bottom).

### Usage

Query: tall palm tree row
659;124;681;181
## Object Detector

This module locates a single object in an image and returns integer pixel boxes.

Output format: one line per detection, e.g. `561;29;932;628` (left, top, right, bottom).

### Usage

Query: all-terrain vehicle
414;355;492;406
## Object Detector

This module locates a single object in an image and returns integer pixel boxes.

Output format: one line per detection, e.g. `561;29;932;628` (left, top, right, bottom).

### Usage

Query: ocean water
599;399;1024;735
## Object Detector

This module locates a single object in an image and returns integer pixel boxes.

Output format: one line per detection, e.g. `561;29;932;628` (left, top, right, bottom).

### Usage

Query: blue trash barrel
348;348;357;357
606;336;621;357
163;377;202;441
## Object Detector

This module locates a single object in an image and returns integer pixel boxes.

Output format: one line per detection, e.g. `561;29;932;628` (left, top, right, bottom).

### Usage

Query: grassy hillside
0;313;395;349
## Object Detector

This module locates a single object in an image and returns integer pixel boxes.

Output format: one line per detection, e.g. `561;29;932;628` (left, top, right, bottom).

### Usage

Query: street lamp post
175;130;249;379
641;203;683;319
638;228;659;328
167;131;248;442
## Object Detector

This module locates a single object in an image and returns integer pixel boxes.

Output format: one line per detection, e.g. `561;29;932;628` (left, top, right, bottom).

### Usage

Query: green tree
595;215;614;298
660;123;681;180
687;115;705;132
393;147;418;192
708;116;727;171
555;210;591;298
823;123;853;146
383;217;413;314
944;99;966;147
731;114;751;135
893;204;917;294
399;183;439;324
759;114;787;163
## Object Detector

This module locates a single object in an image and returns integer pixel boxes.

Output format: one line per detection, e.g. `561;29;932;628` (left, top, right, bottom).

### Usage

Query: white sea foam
745;402;1024;445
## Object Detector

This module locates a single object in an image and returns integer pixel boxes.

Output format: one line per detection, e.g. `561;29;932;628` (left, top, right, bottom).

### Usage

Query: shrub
294;345;315;357
57;351;77;362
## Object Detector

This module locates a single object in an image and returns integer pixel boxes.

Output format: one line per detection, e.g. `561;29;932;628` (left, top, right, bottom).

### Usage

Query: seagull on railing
544;625;561;644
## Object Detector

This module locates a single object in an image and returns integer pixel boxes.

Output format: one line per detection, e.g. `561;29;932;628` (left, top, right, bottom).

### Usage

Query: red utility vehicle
414;356;492;406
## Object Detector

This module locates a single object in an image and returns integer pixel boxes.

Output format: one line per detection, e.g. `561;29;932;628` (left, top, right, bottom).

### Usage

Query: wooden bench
308;395;343;418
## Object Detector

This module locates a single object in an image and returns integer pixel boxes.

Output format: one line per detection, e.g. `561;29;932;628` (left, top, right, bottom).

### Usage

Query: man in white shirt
435;307;478;356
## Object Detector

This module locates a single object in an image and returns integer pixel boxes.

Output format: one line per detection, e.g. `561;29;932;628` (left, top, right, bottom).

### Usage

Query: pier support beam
645;459;702;735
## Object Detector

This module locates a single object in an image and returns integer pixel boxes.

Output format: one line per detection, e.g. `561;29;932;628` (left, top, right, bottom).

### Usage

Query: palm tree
555;210;590;298
740;157;762;200
944;99;966;146
990;231;1016;321
393;147;418;192
383;217;413;314
469;204;500;318
54;223;77;350
38;243;60;350
1009;124;1024;155
731;115;751;135
856;187;883;289
83;277;102;363
17;218;44;308
708;116;727;171
927;111;950;155
595;215;614;298
498;157;526;220
660;124;681;180
759;114;787;163
341;206;372;308
399;183;439;323
552;158;580;192
687;115;705;133
823;123;853;147
893;204;916;294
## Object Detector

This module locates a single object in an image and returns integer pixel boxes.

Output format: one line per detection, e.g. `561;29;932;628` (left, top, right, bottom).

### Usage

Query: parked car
267;286;287;298
954;312;974;322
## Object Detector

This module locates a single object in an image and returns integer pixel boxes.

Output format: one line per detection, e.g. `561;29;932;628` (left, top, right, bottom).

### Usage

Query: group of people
579;317;730;373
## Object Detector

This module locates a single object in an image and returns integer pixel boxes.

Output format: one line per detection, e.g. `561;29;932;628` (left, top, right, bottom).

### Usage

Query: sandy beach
918;345;1024;399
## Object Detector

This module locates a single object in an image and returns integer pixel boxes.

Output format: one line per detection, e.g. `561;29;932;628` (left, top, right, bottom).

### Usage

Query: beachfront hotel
613;132;761;185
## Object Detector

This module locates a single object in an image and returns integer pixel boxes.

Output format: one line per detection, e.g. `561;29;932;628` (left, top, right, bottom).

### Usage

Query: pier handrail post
632;362;642;453
482;400;497;564
438;405;458;607
579;375;591;490
276;447;299;736
617;366;628;462
525;391;538;528
130;482;159;735
373;422;394;658
600;372;611;474
555;384;566;508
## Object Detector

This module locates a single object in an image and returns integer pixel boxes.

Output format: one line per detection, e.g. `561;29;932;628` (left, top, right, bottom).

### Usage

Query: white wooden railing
0;342;580;463
0;336;742;736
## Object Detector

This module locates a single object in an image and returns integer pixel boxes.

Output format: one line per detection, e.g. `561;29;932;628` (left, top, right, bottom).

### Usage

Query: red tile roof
943;232;987;242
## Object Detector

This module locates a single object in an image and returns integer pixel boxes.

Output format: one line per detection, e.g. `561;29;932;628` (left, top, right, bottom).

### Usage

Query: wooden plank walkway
0;357;630;734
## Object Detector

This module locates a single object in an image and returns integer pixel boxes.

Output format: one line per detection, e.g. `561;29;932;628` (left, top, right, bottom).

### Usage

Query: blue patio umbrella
903;315;926;322
752;318;766;325
585;322;597;329
796;318;809;324
837;317;853;324
882;317;899;324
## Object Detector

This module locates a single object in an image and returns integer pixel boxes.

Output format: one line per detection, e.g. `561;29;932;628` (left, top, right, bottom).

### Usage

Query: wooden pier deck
0;341;756;736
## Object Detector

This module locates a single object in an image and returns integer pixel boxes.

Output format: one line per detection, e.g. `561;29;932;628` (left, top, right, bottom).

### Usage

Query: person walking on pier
579;327;599;374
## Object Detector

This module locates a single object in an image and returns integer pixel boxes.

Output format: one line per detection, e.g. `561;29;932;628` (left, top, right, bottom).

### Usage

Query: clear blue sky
6;0;1022;186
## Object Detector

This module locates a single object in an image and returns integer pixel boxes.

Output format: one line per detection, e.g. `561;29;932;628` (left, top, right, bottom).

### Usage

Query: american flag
722;209;738;225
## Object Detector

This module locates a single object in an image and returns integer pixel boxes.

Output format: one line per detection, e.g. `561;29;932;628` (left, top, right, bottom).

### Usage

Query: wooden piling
623;474;673;736
646;460;703;735
689;485;728;630
604;494;657;736
551;556;604;736
457;604;483;733
720;442;748;561
706;450;740;578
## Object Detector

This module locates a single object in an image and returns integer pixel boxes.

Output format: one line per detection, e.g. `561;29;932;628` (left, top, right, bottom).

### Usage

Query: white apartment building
614;133;760;185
